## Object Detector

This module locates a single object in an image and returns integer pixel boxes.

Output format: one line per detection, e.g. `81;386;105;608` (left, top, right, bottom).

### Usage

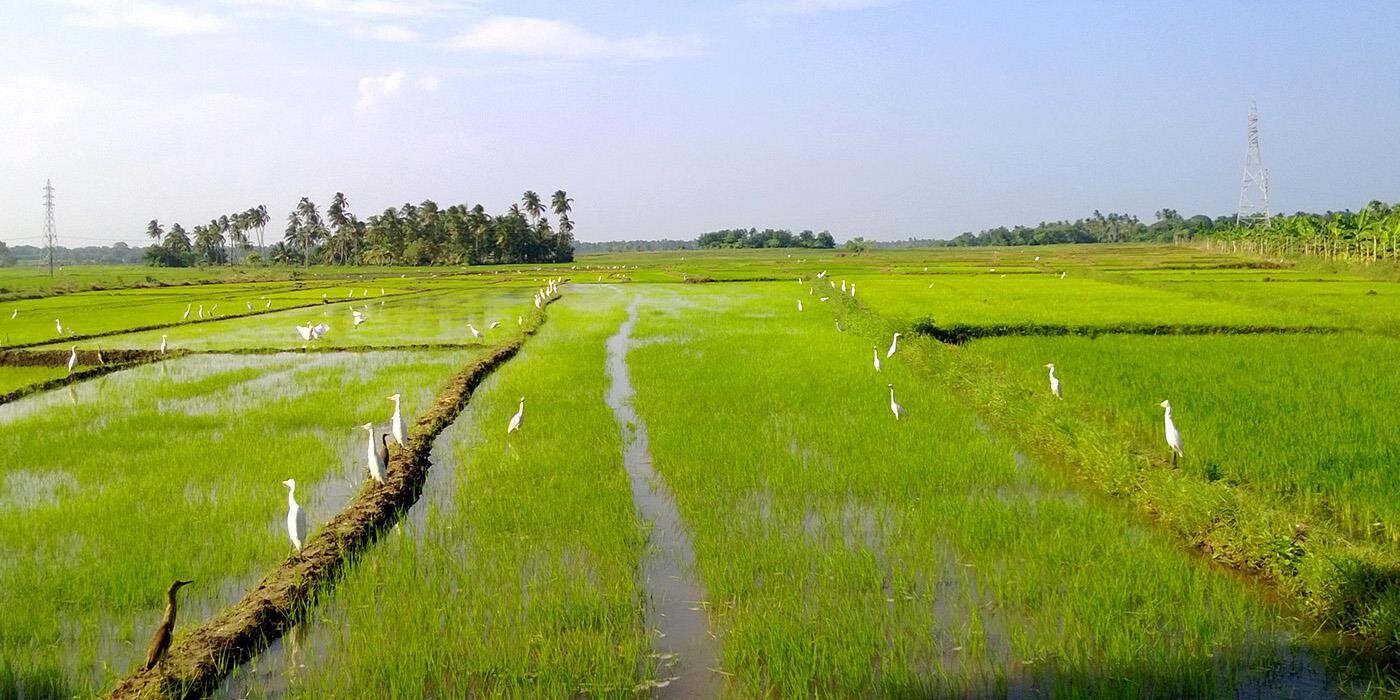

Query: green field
4;245;1397;697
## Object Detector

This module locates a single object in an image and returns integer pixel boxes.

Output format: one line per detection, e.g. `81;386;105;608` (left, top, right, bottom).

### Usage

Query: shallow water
605;296;721;698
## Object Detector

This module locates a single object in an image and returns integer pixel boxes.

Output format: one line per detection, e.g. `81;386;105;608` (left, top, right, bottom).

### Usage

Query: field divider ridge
106;292;563;700
911;320;1348;345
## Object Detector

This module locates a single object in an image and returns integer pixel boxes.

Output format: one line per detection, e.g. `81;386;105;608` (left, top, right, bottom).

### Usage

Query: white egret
820;296;830;302
872;346;881;372
1160;400;1184;465
160;335;168;354
836;321;845;332
841;280;847;293
360;423;387;484
380;288;385;296
1060;272;1067;280
1045;363;1061;398
211;303;218;316
266;299;273;309
886;332;901;358
246;301;253;311
282;479;306;552
467;323;484;339
888;384;906;420
197;305;204;319
850;283;856;297
1034;255;1041;262
311;322;329;339
295;323;313;341
796;300;803;312
490;321;500;329
517;316;523;325
55;319;63;335
388;393;407;447
507;396;525;433
9;308;15;319
829;280;836;288
182;304;191;320
67;346;77;373
809;288;814;295
352;310;366;327
818;270;827;278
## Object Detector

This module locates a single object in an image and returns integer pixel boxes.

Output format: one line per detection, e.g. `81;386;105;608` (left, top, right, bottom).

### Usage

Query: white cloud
447;16;701;61
747;0;904;17
64;0;225;35
350;24;420;42
231;0;464;18
417;75;441;92
356;69;406;112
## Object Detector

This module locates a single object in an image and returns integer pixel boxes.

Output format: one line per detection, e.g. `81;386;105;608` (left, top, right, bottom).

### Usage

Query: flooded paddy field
7;245;1399;698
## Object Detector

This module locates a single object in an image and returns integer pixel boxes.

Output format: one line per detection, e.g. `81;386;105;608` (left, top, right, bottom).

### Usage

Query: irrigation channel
605;296;721;697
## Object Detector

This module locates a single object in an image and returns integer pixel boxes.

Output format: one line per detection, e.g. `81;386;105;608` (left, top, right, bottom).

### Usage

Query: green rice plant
0;366;70;396
223;286;651;698
624;282;1348;695
0;350;472;695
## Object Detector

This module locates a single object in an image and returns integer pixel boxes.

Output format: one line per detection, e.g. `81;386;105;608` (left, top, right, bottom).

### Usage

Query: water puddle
605;297;721;697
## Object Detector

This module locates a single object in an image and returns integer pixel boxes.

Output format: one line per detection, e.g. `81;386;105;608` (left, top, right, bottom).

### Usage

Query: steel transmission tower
1235;102;1271;227
42;179;57;277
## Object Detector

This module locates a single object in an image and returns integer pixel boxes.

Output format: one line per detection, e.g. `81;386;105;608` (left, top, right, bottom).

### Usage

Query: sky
1;0;1398;247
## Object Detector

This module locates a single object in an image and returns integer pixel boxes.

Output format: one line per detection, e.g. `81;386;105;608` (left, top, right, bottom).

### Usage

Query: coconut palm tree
145;219;163;241
551;190;571;219
164;223;191;254
522;191;544;225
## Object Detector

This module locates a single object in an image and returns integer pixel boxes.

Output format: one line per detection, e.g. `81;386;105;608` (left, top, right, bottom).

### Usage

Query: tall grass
0;350;472;695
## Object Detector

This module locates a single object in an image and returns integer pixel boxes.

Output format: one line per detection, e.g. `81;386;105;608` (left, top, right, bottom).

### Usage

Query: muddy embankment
107;298;558;700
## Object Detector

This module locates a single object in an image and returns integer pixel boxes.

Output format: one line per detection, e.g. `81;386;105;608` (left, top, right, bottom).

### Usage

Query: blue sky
1;1;1397;246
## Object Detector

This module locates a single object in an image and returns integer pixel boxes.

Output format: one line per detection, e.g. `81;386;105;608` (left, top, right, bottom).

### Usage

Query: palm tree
145;219;163;241
164;223;191;254
551;190;572;219
522;191;544;225
286;197;325;265
254;205;270;252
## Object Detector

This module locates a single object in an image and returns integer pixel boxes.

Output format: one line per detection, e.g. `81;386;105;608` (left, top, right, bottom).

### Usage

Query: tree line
696;228;837;249
1203;201;1400;263
142;191;574;267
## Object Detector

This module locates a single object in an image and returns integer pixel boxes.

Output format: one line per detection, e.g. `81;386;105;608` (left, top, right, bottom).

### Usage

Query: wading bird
887;332;901;358
819;296;830;302
490;321;500;329
310;323;329;340
282;479;306;552
850;283;856;297
360;423;386;484
266;299;272;309
1045;363;1061;398
872;346;881;372
508;396;525;433
841;280;847;293
67;346;77;373
835;321;845;332
1059;272;1067;280
467;323;484;340
517;316;523;325
797;300;803;312
352;310;366;327
295;324;313;342
246;301;253;311
388;394;406;447
211;304;218;316
888;384;905;420
160;335;168;354
55;319;63;335
182;304;191;320
144;579;193;671
197;305;204;319
1160;400;1184;465
10;308;15;319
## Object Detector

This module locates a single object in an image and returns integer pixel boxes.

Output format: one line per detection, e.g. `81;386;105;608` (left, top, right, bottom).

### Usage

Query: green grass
624;282;1343;695
0;366;71;396
0;350;473;696
220;286;651;697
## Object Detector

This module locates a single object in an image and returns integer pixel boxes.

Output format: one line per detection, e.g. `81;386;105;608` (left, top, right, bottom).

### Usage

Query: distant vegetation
696;228;836;249
574;239;693;253
141;190;575;267
1205;200;1400;263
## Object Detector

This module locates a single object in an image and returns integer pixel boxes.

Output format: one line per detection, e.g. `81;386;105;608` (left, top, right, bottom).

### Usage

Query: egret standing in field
197;304;204;319
841;280;847;293
517;316;523;326
144;579;193;671
1160;400;1184;465
886;332;901;358
1044;363;1062;398
507;396;525;433
887;384;906;420
360;423;387;484
352;310;366;327
388;393;407;447
489;321;500;329
872;346;881;372
160;335;168;355
797;300;803;312
182;303;191;320
67;346;77;373
9;308;15;319
55;319;63;335
282;479;306;552
835;321;845;332
246;301;253;311
295;323;313;342
850;283;856;297
467;323;484;340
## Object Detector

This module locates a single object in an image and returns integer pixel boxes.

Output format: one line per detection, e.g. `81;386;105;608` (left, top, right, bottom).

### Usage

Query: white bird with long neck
887;384;905;420
886;332;901;358
160;335;168;355
388;393;407;447
507;396;524;433
55;319;63;335
872;346;881;372
360;423;386;484
182;304;191;320
796;300;803;312
841;280;847;293
295;323;313;342
850;283;856;297
246;301;253;311
266;299;272;309
1160;400;1184;465
352;310;366;327
67;346;77;373
282;479;306;552
197;305;204;319
467;323;484;340
1045;363;1061;398
489;321;500;329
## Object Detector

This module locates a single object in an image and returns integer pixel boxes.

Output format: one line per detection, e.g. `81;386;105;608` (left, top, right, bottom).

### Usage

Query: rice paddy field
4;244;1399;698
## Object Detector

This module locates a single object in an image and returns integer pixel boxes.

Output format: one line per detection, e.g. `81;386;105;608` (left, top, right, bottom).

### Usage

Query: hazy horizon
2;1;1398;248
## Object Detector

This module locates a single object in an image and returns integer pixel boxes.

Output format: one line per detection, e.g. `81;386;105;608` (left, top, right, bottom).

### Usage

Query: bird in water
67;346;78;373
872;346;881;372
887;332;901;358
295;323;313;342
388;393;407;447
507;396;525;433
1045;363;1062;398
182;303;191;320
490;321;501;329
887;384;905;420
144;579;194;671
9;308;15;319
197;305;204;319
55;319;64;335
160;335;168;354
467;323;484;340
360;423;386;484
282;479;306;552
352;310;366;327
1160;400;1184;466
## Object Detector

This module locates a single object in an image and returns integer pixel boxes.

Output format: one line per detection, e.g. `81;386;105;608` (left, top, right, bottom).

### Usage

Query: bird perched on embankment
144;579;193;671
